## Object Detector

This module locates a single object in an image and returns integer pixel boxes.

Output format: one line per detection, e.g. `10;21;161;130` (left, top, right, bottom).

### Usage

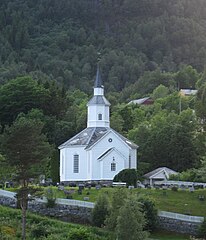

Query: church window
73;154;79;173
98;113;102;120
129;155;131;169
111;162;116;171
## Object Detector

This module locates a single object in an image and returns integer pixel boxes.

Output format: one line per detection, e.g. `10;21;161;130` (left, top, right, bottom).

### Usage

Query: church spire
87;64;110;128
94;64;102;88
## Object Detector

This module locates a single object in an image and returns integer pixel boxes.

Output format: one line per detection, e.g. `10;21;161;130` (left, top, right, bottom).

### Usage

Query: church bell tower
87;66;110;128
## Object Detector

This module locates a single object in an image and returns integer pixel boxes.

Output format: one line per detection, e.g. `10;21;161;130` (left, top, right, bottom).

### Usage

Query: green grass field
47;187;206;217
150;230;190;240
7;186;206;216
0;205;114;240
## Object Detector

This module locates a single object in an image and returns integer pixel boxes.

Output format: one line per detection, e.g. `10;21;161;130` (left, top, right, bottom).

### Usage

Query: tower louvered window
98;113;102;120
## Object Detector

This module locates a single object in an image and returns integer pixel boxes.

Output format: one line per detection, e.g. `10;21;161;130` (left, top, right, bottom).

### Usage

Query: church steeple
87;66;110;128
94;65;102;88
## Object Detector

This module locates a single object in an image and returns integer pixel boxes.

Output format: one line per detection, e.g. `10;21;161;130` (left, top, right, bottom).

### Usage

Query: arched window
98;113;102;120
73;154;79;173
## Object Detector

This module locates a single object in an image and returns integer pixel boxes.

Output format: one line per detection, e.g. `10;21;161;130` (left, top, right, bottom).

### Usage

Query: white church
58;67;138;183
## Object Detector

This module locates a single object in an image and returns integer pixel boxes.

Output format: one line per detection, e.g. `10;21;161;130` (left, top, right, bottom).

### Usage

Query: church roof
58;127;138;149
94;65;102;88
87;95;110;106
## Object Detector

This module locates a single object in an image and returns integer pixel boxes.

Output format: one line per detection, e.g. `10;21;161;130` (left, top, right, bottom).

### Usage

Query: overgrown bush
171;186;178;191
68;227;91;240
30;223;48;238
113;169;138;187
137;196;158;232
45;187;56;208
0;225;16;239
92;193;110;227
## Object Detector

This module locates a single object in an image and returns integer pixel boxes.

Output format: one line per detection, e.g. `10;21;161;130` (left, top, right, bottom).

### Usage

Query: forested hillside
1;0;206;94
1;0;206;181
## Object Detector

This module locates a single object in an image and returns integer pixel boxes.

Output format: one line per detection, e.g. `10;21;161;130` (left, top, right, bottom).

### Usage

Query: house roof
143;167;178;179
58;127;138;150
128;97;153;105
180;89;198;96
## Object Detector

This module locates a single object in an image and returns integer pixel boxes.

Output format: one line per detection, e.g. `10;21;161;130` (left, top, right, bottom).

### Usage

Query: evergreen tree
92;193;110;227
116;195;149;240
1;115;51;240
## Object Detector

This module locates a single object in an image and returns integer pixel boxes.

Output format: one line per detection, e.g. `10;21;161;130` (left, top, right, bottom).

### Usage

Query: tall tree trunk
21;198;27;240
20;180;28;240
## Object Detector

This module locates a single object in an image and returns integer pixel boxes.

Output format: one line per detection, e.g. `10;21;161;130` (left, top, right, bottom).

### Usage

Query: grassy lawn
48;187;206;216
0;205;114;239
135;188;206;216
150;230;190;240
5;186;206;216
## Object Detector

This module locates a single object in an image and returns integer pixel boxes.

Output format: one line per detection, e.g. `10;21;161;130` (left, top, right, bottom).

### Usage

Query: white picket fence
0;190;204;221
0;189;94;208
158;210;204;223
0;189;16;198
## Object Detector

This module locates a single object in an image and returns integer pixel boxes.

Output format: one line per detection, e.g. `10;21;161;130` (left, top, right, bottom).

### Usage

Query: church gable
98;147;127;180
97;147;127;161
85;129;138;151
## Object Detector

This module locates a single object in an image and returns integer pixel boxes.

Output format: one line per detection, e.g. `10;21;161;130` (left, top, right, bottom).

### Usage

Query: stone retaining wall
0;195;203;235
0;196;92;224
158;216;201;235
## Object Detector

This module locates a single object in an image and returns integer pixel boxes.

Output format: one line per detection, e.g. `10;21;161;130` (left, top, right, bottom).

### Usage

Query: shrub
137;196;158;232
45;187;56;208
30;223;48;238
116;195;149;240
0;226;16;237
92;193;110;227
113;169;138;187
68;227;91;240
171;186;178;191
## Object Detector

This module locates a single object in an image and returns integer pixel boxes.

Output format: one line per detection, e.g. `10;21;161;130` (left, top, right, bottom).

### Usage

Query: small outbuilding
128;97;154;105
143;167;178;186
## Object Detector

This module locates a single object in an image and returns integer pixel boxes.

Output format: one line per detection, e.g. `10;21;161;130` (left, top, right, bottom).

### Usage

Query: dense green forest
0;0;206;182
1;0;206;93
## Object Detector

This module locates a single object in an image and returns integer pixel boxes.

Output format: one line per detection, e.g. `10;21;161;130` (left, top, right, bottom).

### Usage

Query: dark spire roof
94;65;103;88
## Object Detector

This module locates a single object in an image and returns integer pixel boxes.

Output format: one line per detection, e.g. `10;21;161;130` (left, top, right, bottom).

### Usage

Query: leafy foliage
138;196;158;232
92;193;110;227
116;195;149;240
0;1;206;92
113;169;138;187
0;205;114;240
105;188;127;231
1;115;51;239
